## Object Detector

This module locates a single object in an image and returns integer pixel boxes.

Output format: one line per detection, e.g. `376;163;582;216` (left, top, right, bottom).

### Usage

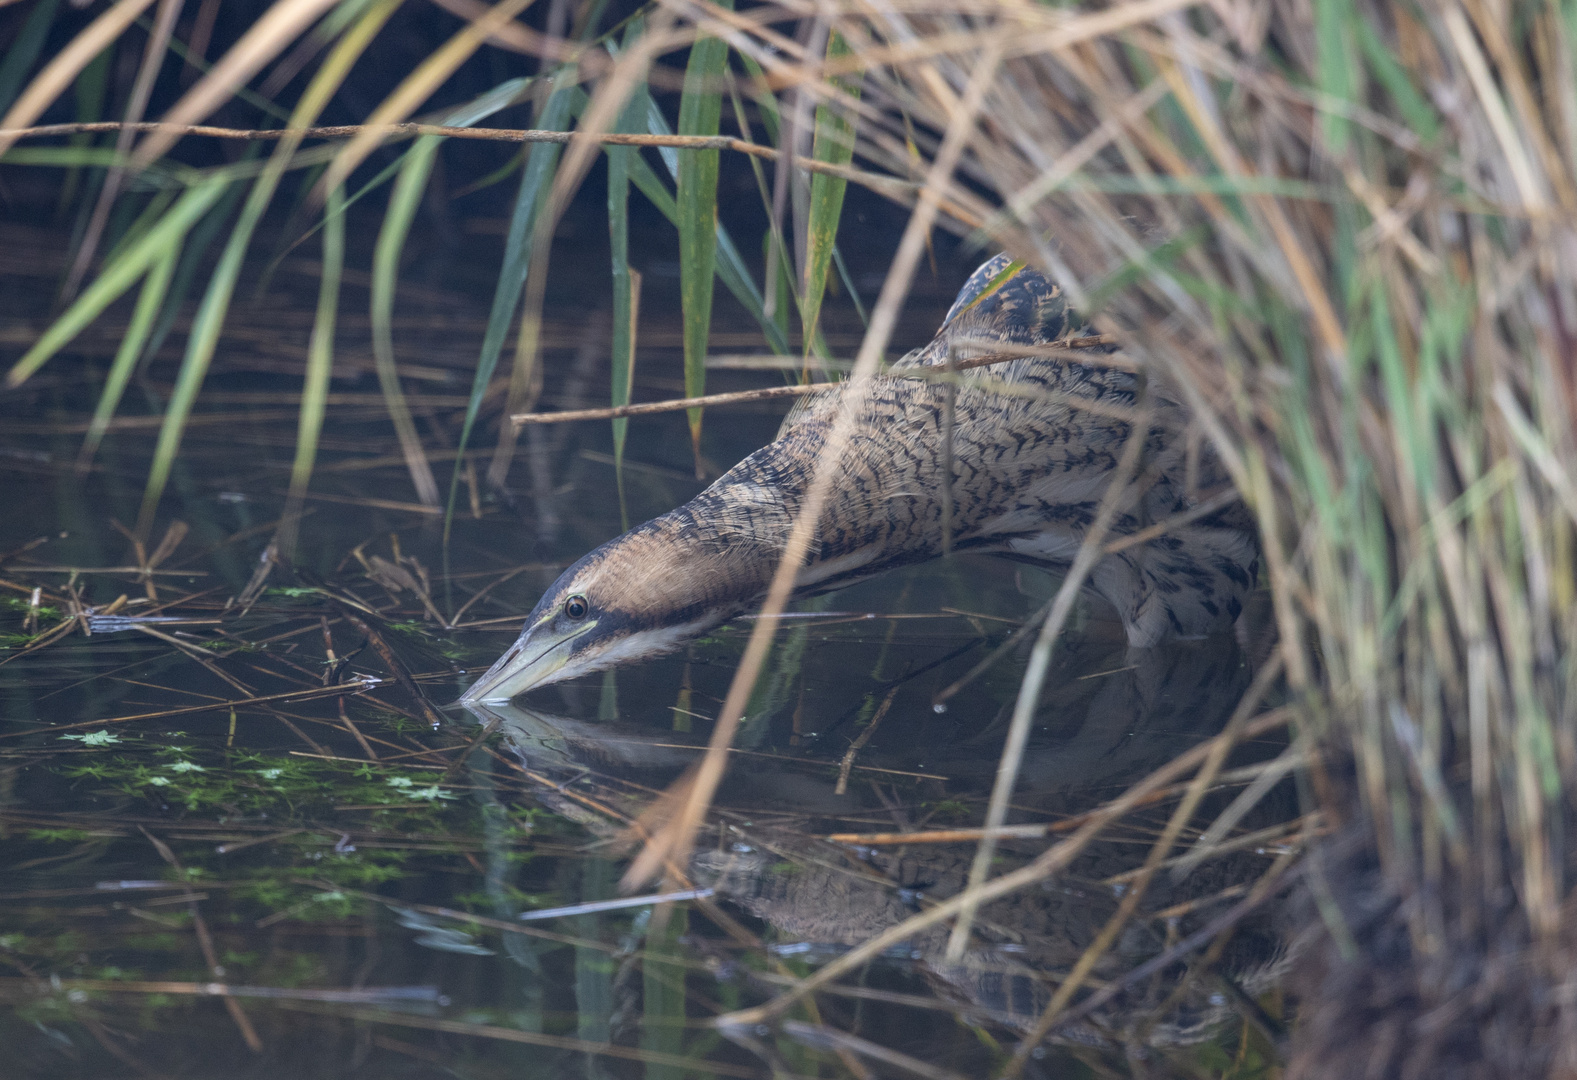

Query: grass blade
370;137;443;506
314;0;538;197
4;177;227;388
676;5;733;474
77;243;177;469
799;29;860;370
607;23;646;531
0;0;160;160
130;0;345;169
280;182;345;558
448;74;579;519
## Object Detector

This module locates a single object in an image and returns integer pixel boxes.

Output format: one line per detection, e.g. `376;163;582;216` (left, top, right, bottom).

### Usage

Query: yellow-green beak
458;617;598;703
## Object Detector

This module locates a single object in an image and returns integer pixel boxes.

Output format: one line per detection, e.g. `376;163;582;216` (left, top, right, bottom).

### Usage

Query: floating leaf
59;730;121;746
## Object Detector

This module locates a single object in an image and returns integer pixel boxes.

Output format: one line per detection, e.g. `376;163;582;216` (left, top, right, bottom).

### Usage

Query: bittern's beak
458;615;599;702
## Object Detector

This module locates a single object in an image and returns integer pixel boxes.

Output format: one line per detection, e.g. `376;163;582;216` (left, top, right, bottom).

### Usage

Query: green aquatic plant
59;746;462;821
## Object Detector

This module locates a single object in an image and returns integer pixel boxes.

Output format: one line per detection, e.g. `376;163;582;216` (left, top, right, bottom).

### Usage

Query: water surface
0;219;1289;1079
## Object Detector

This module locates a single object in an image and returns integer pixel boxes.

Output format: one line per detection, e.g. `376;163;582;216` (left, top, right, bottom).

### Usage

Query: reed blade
447;74;579;522
77;244;177;469
0;0;158;159
131;0;349;170
5;177;227;389
281;183;345;558
370;137;442;506
676;3;733;474
607;29;645;531
799;30;860;372
625;87;789;355
315;0;538;196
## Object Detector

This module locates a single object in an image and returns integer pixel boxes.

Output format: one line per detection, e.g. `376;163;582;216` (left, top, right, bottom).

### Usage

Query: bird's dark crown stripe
948;258;1028;324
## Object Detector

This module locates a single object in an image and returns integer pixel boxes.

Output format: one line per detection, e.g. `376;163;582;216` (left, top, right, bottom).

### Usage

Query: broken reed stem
510;337;1116;424
928;487;1241;709
272;1001;763;1078
0;978;445;1005
1010;849;1307;1062
333;606;445;730
139;827;264;1052
516;382;819;423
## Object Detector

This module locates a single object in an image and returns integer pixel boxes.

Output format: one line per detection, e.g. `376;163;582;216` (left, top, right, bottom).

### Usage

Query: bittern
462;256;1258;702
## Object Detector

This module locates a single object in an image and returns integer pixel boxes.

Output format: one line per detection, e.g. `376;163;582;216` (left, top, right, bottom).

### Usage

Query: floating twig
835;687;899;796
0;680;379;740
515;887;715;922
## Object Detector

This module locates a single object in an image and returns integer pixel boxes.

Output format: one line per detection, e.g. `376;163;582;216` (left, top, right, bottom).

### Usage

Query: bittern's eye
563;594;590;620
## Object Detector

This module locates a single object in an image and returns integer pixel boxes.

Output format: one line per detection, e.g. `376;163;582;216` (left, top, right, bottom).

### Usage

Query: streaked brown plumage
462;255;1259;702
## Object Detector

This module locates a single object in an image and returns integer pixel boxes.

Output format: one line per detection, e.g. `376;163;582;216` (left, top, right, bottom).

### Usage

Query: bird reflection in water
458;635;1289;1053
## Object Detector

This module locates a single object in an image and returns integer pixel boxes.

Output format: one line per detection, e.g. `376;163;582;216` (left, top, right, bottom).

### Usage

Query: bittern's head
459;508;772;702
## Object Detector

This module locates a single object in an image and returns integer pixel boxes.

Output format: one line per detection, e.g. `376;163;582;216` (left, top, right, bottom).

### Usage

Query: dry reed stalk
620;27;1013;892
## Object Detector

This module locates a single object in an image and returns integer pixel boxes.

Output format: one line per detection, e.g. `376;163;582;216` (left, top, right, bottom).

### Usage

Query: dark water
0;218;1289;1078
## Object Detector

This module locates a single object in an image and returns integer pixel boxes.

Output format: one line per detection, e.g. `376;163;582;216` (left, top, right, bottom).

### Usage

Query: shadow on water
0;220;1293;1078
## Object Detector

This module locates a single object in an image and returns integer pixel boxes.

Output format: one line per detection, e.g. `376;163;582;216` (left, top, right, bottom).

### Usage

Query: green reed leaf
607;21;647;531
641;902;689;1080
736;51;780;143
1314;0;1359;153
282;183;345;555
676;4;733;473
1352;13;1440;143
0;0;61;115
78;243;177;468
799;30;860;368
370;137;443;506
5;177;227;389
629;81;788;355
447;73;579;526
138;168;281;537
135;0;407;534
